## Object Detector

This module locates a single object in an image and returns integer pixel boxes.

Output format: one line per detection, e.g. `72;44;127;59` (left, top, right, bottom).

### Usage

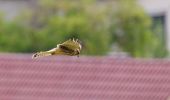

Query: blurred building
0;0;34;19
138;0;170;51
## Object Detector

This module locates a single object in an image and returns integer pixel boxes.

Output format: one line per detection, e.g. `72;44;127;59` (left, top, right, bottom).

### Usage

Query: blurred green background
0;0;167;58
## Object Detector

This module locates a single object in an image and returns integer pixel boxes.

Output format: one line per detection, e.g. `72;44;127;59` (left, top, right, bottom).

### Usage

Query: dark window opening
151;15;167;57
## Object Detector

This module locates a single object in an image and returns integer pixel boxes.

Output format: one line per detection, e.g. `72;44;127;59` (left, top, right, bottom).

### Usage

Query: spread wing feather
32;38;81;59
60;38;81;50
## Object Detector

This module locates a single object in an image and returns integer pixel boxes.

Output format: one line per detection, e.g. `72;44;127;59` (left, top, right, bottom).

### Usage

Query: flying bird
32;38;82;59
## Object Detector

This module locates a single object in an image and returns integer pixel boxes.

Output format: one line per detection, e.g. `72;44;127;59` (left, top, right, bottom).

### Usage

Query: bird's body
32;38;82;59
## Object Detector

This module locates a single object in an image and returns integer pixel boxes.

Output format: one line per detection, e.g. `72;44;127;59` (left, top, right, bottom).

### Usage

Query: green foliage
0;0;167;57
110;0;167;57
0;18;31;52
0;0;111;55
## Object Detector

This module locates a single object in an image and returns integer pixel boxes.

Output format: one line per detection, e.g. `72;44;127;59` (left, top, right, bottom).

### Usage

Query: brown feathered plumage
32;38;82;59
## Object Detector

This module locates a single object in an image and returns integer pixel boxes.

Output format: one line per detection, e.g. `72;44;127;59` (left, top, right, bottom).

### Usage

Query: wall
0;0;33;20
138;0;170;51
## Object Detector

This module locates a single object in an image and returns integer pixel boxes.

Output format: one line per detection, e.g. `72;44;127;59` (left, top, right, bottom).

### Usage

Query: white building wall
138;0;170;51
0;0;32;20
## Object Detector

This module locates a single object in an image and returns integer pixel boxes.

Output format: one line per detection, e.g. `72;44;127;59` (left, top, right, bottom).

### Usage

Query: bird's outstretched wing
32;38;82;59
60;38;81;51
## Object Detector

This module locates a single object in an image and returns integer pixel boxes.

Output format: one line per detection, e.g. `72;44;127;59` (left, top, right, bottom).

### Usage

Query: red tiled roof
0;54;170;100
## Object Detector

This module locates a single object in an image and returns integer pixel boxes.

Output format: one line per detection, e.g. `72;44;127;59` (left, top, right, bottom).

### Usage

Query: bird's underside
32;38;82;59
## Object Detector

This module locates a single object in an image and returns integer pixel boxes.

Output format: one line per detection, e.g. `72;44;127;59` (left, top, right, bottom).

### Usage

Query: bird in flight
32;38;82;59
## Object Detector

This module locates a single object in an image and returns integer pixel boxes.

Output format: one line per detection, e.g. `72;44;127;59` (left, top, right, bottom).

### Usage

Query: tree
19;0;112;55
0;0;167;57
109;0;167;57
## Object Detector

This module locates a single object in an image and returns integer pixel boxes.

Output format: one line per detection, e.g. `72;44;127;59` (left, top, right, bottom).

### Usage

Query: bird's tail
32;51;52;59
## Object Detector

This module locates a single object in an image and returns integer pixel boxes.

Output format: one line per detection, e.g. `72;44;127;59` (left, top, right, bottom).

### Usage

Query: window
151;15;167;57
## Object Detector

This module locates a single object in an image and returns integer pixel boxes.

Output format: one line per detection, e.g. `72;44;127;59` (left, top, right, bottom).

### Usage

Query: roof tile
0;54;170;100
